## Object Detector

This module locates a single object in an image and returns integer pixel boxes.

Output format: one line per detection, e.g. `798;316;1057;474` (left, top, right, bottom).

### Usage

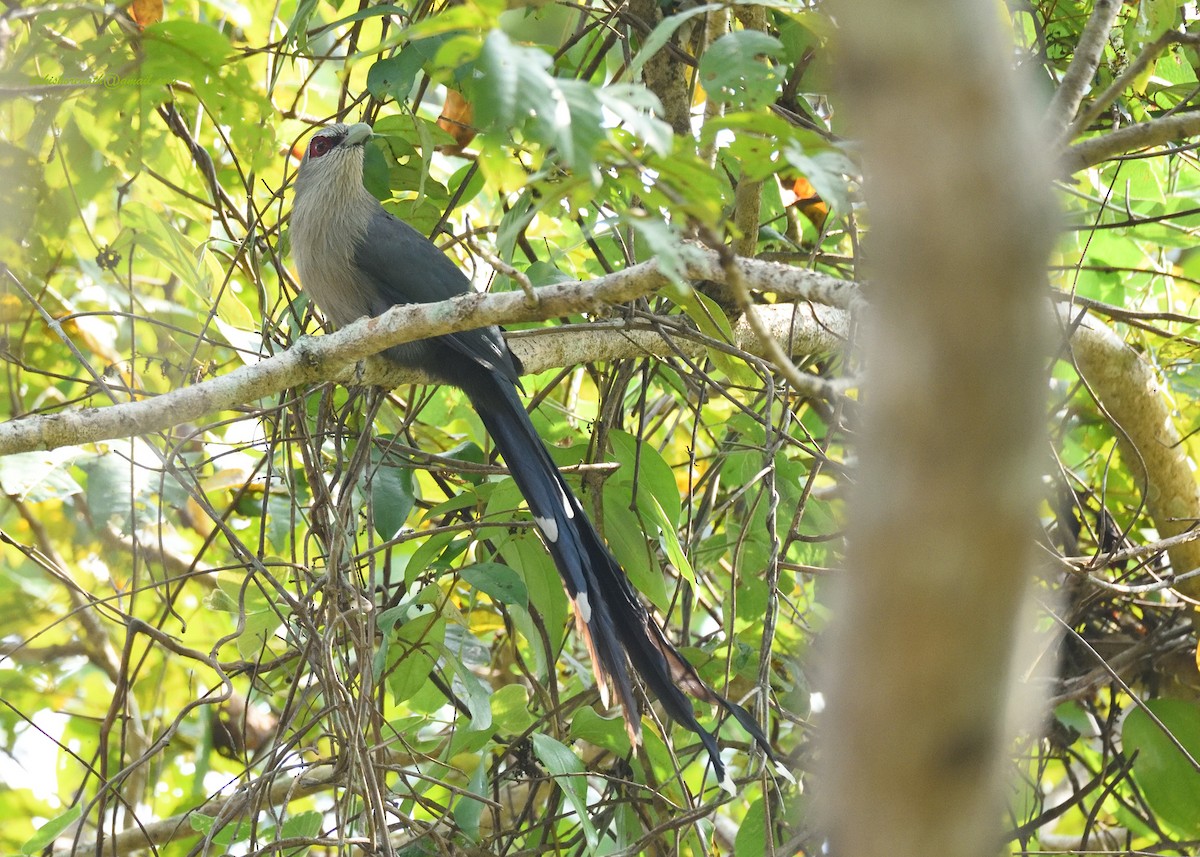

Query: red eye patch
308;136;335;158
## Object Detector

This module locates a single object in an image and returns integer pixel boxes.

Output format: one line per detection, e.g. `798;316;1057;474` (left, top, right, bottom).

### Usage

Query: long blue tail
463;373;771;783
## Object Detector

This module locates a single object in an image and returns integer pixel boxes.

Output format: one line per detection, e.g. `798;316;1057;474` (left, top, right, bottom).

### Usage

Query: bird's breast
290;186;379;328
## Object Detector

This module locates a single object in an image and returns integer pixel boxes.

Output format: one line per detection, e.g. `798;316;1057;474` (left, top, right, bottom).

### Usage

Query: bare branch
1059;304;1200;599
0;251;859;456
51;764;341;857
1063;110;1200;172
1044;0;1122;140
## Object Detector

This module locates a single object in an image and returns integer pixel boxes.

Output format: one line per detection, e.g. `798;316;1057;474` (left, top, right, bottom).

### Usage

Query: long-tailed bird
289;121;771;785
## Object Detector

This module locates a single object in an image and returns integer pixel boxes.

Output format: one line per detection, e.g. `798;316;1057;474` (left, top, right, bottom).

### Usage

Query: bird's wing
352;208;522;385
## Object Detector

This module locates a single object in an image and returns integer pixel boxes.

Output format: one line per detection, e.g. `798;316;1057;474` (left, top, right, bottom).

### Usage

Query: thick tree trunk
818;2;1058;855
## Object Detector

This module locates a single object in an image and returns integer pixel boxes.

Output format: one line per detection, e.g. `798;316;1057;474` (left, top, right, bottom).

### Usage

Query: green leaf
446;162;487;214
402;530;463;588
486;478;568;640
495;193;537;261
462;562;529;608
668;285;758;385
446;655;493;731
236;609;286;659
1122;698;1200;836
283;0;320;49
491;683;536;733
648;491;696;589
475;30;524;134
188;812;250;845
366;36;451;101
530;732;598;849
142;21;231;77
119;202;198;281
0;141;42;252
534;80;605;170
1131;0;1178;46
629;4;720;79
608;430;680;525
499;1;580;49
420;489;485;522
447;720;496;758
362;139;393;201
0;448;83;502
279;811;323;838
189;811;217;833
408;2;505;45
781;141;855;215
567;706;632;758
601;491;668;611
525;260;573;287
473;31;605;173
384;612;447;704
372;464;417;539
699;31;785;109
20;805;83;855
602;431;696;593
453;758;488;841
734;797;768;857
301;3;414;45
438;439;488;485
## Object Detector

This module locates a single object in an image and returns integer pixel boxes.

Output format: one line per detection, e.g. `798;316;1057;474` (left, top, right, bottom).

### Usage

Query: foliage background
2;0;1200;854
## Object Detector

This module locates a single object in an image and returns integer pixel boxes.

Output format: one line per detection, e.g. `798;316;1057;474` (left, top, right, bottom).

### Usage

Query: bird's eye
308;136;335;159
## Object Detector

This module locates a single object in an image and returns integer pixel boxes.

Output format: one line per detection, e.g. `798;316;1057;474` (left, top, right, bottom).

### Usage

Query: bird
290;121;772;786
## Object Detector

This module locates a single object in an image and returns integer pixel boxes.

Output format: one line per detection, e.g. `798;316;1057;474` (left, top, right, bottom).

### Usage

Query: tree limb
51;764;341;857
1045;0;1122;141
822;1;1058;856
0;251;857;456
1063;110;1200;173
1060;304;1200;599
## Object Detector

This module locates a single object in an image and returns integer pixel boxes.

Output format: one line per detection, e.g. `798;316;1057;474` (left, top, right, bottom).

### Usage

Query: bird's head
294;122;374;197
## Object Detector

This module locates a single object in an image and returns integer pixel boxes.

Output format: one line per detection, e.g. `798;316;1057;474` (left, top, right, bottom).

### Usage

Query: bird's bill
345;123;373;146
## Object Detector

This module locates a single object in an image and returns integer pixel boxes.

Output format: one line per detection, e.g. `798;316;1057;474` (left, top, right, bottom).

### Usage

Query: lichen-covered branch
0;252;858;457
1064;111;1200;172
1061;305;1200;598
1044;0;1122;140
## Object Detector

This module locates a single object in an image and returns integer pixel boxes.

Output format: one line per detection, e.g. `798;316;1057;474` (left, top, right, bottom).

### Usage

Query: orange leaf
437;89;477;155
129;0;163;27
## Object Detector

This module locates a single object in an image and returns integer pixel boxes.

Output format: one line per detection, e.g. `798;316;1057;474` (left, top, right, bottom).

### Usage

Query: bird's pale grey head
294;122;373;196
290;122;381;328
